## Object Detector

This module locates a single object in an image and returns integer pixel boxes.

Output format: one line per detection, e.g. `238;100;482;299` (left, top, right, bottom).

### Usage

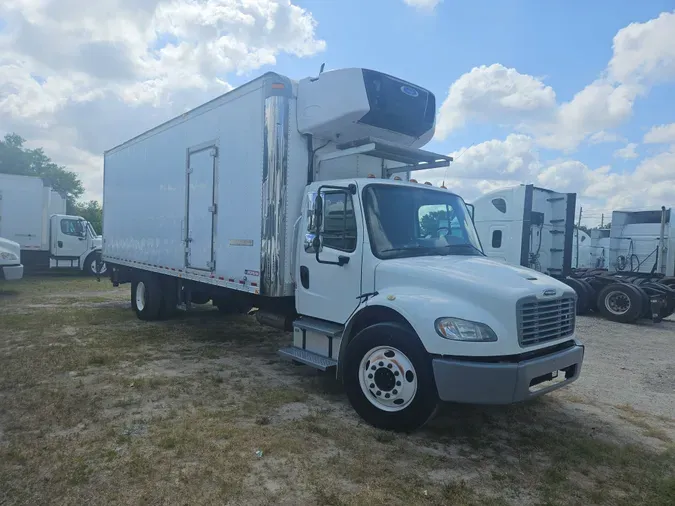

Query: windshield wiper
380;245;427;253
442;243;486;256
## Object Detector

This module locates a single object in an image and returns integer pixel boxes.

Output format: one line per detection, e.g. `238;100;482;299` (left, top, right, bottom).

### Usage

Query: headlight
0;252;18;261
434;317;498;342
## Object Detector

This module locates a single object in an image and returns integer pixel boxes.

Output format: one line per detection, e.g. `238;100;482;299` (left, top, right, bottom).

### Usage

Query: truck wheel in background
84;253;107;277
563;278;590;315
597;283;643;323
131;274;163;321
343;322;439;432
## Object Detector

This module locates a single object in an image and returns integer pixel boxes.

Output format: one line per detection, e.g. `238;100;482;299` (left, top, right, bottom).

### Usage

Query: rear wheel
597;283;643;323
131;274;163;321
343;322;439;432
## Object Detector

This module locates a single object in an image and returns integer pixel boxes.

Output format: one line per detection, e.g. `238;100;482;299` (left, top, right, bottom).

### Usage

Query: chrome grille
517;296;575;347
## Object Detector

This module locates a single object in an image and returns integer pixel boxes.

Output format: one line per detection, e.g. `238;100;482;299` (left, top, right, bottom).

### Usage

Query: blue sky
0;0;673;225
264;0;675;172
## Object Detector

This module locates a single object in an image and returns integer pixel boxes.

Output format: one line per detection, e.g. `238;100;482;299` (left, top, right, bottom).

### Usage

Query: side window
491;198;507;214
491;230;502;248
321;192;357;252
61;219;83;237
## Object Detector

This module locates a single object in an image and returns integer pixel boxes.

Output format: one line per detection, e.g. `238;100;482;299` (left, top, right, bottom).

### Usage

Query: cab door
52;216;87;258
295;183;364;324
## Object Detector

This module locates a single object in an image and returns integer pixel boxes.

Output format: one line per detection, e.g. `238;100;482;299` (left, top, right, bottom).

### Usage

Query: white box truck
102;68;584;431
0;236;23;281
0;173;105;275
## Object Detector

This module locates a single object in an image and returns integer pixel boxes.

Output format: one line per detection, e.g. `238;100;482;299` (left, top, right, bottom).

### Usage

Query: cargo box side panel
213;88;266;288
103;83;265;286
0;174;46;250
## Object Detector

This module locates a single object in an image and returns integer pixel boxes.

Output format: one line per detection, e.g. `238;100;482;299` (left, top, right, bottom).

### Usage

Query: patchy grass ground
0;275;673;505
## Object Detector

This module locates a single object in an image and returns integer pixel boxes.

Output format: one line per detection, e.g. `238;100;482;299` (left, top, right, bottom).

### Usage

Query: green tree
72;200;103;234
0;133;84;206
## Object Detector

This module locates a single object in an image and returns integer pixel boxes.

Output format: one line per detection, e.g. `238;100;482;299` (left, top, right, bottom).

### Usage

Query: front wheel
85;253;107;277
343;322;439;432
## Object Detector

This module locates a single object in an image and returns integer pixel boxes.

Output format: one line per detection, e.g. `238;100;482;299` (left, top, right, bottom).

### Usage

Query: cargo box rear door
185;144;218;271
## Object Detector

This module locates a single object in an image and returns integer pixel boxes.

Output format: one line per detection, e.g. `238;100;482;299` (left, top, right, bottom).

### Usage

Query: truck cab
47;215;105;275
283;177;583;430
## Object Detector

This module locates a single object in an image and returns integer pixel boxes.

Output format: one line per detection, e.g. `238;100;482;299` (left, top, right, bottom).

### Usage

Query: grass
0;275;674;505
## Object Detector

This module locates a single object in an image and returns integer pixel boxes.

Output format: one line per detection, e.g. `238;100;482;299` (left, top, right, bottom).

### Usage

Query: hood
375;255;574;302
92;235;103;248
0;236;21;262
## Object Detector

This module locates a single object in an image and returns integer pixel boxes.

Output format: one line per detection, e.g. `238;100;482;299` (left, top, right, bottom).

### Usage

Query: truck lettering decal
229;239;254;246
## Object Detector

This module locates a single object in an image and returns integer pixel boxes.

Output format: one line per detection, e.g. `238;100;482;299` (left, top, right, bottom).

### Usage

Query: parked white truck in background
0;236;23;281
0;173;105;275
102;68;584;431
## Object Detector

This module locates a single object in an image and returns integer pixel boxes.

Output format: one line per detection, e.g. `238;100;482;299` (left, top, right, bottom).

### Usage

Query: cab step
293;317;343;337
278;347;337;371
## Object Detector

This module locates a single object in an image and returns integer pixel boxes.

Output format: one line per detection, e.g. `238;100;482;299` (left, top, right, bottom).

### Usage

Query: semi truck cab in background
0;174;105;275
102;67;584;431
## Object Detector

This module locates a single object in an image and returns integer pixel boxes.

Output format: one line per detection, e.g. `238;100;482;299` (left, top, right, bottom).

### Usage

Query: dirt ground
0;275;673;506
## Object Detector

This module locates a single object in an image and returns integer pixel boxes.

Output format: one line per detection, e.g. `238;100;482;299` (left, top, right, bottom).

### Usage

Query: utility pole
601;213;604;228
576;207;582;268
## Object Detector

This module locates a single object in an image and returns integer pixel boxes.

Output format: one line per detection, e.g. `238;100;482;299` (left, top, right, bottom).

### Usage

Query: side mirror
312;236;321;251
314;194;323;230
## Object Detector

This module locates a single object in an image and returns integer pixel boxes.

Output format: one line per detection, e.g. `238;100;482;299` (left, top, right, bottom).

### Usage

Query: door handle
338;255;349;266
58;240;63;248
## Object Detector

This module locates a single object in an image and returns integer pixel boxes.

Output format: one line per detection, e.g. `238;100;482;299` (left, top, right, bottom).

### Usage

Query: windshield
363;184;483;259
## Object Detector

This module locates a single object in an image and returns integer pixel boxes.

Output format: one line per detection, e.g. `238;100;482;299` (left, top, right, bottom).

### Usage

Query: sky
1;0;674;227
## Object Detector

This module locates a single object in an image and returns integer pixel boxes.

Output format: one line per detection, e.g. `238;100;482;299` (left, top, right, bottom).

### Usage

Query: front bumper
432;341;584;404
1;264;24;281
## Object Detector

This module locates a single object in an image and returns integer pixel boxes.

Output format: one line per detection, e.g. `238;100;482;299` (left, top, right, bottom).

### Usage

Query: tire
563;278;590;315
597;283;643;323
579;278;596;311
84;252;107;277
131;274;163;321
343;322;439;432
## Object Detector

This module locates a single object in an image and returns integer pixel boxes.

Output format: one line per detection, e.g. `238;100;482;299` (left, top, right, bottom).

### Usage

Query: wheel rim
136;281;147;311
605;290;630;315
358;346;417;412
91;259;107;275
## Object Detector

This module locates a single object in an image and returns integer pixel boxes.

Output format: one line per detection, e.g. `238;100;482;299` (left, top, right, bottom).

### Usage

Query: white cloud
435;64;557;139
608;10;675;85
403;0;442;10
588;130;623;145
435;10;675;151
644;123;675;144
613;143;639;160
0;0;325;200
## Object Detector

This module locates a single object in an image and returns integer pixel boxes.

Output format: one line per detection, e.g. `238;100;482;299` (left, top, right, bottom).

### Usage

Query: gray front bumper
432;342;584;404
1;264;23;281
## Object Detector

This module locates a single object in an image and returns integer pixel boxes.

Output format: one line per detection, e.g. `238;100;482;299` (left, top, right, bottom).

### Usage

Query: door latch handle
58;240;63;248
338;255;349;266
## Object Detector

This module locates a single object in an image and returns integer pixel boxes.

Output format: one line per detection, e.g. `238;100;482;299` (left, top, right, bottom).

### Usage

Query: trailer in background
472;187;674;323
0;173;105;275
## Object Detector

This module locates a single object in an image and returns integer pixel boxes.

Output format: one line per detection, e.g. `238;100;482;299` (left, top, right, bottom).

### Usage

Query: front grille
517;296;576;347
